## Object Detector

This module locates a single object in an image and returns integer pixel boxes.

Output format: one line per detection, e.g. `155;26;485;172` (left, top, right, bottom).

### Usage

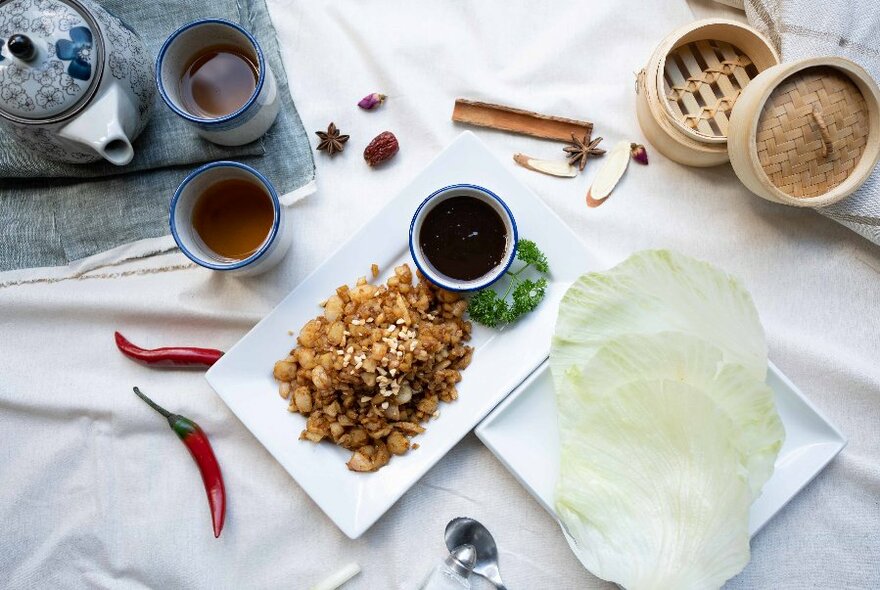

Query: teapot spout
57;83;136;166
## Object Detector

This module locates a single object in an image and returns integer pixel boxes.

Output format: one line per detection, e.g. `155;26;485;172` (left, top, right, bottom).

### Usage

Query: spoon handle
484;568;507;590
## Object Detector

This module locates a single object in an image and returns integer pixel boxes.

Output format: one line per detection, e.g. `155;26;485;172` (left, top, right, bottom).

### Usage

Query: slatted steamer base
663;40;760;139
755;67;869;199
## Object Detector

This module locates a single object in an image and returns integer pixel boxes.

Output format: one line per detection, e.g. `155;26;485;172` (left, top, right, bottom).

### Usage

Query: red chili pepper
115;332;223;368
133;387;226;538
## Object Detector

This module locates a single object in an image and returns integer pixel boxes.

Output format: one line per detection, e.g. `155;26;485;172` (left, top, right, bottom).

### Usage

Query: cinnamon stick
452;98;593;142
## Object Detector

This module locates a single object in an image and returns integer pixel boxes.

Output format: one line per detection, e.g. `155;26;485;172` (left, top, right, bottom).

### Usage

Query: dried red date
363;131;399;167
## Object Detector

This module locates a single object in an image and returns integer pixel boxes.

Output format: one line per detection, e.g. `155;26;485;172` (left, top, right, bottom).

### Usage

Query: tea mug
170;161;292;276
156;19;280;146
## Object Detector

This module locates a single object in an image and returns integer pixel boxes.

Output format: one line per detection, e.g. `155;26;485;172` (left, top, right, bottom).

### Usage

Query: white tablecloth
2;1;879;588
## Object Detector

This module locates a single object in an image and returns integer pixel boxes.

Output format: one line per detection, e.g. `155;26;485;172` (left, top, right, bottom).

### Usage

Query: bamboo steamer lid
636;19;779;167
728;57;880;207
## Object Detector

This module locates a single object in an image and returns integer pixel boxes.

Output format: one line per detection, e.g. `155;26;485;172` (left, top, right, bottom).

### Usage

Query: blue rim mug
409;184;518;292
170;161;292;275
156;19;280;146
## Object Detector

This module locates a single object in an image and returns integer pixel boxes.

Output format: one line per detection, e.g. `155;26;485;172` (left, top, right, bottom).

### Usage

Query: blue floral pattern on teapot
55;25;92;80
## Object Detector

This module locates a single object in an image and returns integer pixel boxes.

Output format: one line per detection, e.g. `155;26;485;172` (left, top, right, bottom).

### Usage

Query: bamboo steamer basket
636;19;780;167
727;57;880;207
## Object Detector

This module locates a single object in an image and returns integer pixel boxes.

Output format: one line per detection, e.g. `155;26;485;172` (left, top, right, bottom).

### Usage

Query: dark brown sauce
179;45;258;118
192;178;274;260
419;196;507;281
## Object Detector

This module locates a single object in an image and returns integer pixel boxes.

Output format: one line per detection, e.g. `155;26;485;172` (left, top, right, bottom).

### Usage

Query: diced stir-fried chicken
272;264;473;472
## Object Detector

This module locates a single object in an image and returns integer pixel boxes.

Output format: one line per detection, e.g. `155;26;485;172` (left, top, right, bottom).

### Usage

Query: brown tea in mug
179;45;258;118
192;179;274;260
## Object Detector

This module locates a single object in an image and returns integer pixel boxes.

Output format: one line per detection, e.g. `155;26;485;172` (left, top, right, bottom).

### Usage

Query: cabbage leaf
556;332;784;498
557;378;753;590
551;251;784;589
550;250;768;385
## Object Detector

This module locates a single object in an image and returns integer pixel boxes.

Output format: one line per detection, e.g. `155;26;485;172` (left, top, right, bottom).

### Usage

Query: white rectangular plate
205;131;602;539
475;360;846;536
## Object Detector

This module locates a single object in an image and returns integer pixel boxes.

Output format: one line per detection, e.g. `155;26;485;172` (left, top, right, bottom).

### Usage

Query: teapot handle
7;34;37;61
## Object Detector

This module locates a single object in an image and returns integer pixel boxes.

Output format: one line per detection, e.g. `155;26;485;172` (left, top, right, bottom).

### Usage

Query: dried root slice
586;140;631;208
513;153;577;178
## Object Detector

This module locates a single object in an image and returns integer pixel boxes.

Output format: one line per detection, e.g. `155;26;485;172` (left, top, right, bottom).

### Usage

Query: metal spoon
445;517;508;590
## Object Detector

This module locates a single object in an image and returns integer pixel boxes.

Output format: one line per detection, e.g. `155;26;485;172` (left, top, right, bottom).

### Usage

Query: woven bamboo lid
756;66;870;199
728;57;880;208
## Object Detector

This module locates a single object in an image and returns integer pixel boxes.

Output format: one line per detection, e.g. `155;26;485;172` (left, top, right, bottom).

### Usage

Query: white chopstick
309;562;362;590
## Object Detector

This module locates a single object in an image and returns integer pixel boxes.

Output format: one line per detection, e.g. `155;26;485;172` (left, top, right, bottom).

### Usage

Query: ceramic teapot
0;0;154;165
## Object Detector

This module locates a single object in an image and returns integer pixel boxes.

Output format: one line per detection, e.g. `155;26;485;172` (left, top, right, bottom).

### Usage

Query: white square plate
205;131;602;538
475;360;847;536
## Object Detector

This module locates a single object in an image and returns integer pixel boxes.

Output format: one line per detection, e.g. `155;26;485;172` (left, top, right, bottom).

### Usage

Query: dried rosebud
358;93;386;110
364;131;399;167
630;143;648;165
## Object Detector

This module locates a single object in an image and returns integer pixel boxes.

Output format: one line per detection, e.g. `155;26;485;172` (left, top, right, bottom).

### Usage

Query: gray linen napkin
0;0;315;271
744;0;880;245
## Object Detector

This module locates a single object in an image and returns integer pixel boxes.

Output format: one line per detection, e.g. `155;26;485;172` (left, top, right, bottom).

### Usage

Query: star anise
315;122;349;156
563;133;605;171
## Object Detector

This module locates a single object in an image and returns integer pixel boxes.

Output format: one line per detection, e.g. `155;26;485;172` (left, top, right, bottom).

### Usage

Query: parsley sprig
467;239;550;327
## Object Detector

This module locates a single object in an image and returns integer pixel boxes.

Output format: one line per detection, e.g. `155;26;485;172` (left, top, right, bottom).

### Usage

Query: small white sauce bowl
409;184;518;291
170;161;293;276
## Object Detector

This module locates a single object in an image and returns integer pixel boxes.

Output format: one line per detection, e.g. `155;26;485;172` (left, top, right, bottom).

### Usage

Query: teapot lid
0;0;104;123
